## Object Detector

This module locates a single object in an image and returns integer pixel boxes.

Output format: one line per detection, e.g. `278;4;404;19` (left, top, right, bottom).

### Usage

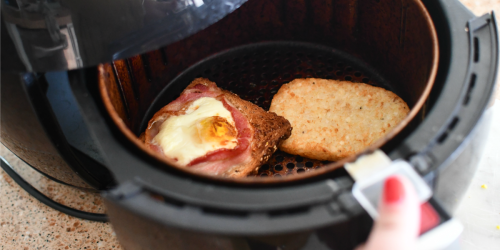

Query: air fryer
0;0;498;249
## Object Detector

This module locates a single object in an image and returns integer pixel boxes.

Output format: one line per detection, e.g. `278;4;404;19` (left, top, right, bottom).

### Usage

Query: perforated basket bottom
143;42;392;177
258;151;330;177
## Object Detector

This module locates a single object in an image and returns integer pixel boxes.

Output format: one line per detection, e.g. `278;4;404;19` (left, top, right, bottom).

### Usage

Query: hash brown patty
269;78;409;161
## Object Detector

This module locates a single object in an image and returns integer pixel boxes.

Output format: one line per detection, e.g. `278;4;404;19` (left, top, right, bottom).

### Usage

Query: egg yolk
196;116;238;146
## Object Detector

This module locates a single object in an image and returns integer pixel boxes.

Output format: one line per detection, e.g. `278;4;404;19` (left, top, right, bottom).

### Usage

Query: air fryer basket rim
98;0;439;185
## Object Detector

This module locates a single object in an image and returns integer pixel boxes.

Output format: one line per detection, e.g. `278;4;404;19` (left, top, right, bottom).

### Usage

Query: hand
356;175;421;250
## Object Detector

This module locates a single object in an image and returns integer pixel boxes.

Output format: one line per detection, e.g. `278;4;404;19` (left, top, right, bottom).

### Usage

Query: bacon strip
144;82;253;175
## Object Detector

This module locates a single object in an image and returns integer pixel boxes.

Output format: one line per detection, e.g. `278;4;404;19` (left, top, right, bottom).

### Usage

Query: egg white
153;97;238;166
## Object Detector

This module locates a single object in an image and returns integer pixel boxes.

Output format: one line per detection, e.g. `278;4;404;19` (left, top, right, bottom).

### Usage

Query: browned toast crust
222;90;292;177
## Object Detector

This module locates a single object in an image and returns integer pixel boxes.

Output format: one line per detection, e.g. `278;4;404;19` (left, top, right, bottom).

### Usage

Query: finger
362;175;420;250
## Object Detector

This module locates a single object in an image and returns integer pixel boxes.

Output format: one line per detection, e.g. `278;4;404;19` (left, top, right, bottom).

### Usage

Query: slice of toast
144;78;292;177
221;89;292;177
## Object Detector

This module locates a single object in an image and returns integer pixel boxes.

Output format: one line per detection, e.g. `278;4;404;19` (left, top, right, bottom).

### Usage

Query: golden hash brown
269;78;409;161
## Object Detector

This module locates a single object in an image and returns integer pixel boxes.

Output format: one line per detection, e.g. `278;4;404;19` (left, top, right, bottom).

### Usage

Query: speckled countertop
1;1;499;250
0;143;122;250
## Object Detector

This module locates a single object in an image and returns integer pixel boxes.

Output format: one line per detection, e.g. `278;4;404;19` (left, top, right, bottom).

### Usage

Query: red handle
420;202;441;235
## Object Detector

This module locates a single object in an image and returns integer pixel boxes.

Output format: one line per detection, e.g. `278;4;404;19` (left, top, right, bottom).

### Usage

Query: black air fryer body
1;0;498;249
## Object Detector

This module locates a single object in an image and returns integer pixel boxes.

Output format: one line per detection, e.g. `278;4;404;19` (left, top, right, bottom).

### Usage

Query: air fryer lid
1;0;247;72
98;0;438;184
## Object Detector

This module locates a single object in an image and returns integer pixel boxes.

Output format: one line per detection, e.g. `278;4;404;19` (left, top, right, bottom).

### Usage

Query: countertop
1;1;499;249
0;143;122;250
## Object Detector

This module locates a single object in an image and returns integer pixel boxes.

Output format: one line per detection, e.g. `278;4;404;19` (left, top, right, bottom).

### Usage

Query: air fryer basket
98;0;438;183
